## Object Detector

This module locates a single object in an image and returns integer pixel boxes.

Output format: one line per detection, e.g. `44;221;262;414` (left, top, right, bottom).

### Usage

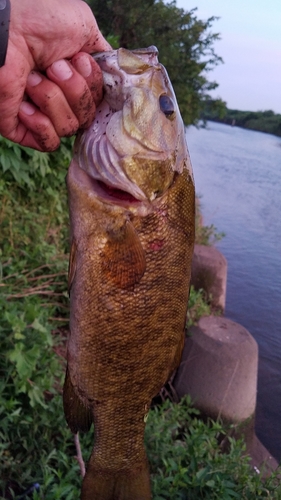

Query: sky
171;0;281;113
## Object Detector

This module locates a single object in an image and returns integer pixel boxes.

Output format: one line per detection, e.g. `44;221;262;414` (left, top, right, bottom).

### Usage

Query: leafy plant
0;136;73;191
0;136;74;497
186;286;211;328
146;397;281;499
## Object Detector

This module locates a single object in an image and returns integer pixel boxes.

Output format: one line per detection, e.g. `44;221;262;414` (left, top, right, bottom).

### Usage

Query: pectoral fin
101;220;146;289
63;367;92;433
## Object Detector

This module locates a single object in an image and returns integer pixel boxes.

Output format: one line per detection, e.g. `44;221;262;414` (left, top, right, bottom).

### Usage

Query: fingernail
51;60;73;81
27;71;42;86
73;55;92;78
20;101;36;116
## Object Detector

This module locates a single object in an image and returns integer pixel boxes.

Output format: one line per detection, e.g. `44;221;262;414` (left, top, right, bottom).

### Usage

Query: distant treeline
202;103;281;137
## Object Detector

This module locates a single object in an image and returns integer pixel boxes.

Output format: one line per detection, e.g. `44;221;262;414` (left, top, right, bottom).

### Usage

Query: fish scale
64;46;195;499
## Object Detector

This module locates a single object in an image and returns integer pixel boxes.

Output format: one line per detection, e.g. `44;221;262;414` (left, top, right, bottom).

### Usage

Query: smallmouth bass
64;46;195;500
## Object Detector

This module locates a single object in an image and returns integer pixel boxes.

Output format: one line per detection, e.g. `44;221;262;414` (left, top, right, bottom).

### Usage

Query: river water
186;121;281;461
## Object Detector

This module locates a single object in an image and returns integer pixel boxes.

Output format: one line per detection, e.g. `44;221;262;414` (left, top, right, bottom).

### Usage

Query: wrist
0;0;11;67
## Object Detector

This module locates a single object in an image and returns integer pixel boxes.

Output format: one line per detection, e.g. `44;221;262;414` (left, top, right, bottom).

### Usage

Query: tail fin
80;460;151;500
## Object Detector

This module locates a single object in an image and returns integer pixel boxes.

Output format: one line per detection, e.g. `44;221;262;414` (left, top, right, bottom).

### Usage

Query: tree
86;0;224;125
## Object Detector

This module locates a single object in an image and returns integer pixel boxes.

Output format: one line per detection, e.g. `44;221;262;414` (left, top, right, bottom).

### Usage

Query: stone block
191;244;227;311
174;316;258;423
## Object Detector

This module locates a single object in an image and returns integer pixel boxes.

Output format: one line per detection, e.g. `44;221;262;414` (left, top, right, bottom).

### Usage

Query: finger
71;52;104;110
18;101;60;151
25;69;80;136
46;56;102;129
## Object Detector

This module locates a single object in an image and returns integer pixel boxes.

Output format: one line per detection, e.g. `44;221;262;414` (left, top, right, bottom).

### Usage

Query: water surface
186;122;281;461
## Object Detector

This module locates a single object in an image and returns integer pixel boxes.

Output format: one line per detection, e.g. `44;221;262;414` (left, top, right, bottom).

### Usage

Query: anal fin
63;366;92;433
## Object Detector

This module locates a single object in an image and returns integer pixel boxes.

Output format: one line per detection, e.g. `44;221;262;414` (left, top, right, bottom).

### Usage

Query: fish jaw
74;46;193;203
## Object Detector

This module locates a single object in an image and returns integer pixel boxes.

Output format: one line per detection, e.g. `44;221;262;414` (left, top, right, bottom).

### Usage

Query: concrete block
174;316;258;423
191;244;227;311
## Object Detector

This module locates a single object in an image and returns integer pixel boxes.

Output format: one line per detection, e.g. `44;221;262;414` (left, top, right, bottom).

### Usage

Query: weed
186;286;211;328
146;397;281;499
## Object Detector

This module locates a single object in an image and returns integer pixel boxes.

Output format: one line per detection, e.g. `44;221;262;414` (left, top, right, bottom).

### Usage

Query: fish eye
159;94;175;119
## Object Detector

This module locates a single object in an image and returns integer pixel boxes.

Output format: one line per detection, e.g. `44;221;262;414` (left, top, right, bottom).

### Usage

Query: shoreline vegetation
202;103;281;138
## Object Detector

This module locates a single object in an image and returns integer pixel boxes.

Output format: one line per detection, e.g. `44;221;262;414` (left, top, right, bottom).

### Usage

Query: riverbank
202;106;281;138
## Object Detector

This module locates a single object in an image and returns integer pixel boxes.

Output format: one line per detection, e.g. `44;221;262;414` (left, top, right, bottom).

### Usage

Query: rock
191;244;227;311
174;316;258;422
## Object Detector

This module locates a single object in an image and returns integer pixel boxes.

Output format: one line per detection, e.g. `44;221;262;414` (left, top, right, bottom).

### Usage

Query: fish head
73;46;192;208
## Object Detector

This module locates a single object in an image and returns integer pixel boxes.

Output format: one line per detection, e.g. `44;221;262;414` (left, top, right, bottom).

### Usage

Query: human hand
0;0;111;151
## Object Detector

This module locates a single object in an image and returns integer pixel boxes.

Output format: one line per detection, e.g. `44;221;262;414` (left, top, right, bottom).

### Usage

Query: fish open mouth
97;180;142;203
70;160;147;210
